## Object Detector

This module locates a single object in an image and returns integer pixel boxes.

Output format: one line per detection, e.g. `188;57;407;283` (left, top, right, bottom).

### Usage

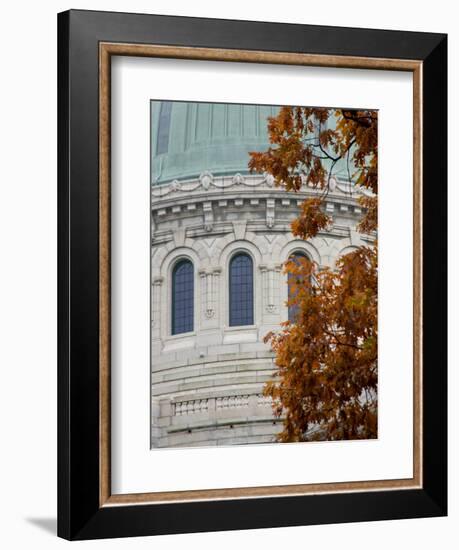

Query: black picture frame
58;9;447;540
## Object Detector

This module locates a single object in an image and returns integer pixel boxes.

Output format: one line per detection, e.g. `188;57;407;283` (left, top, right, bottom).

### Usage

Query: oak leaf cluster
249;107;378;441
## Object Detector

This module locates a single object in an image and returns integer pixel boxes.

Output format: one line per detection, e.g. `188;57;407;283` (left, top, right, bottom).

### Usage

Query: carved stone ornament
199;171;214;190
170;179;182;192
264;172;275;187
232;173;245;185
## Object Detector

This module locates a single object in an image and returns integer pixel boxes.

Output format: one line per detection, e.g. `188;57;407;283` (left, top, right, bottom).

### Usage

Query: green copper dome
151;101;280;184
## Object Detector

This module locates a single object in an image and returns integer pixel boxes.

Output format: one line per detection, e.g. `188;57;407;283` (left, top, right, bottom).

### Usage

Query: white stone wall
151;173;372;447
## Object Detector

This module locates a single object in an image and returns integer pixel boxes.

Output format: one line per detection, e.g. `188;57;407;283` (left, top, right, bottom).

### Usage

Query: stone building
151;101;371;448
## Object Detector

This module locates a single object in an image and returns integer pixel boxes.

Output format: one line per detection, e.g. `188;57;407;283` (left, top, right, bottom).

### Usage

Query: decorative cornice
151;173;370;237
152;172;368;202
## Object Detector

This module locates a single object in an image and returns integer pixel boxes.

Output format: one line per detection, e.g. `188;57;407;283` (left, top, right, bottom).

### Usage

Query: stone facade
151;170;371;448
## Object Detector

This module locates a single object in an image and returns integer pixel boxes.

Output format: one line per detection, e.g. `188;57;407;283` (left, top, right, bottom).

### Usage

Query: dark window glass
172;259;194;335
156;101;172;155
229;253;253;326
288;252;309;323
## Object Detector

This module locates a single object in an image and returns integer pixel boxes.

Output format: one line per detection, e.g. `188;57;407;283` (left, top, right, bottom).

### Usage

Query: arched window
171;259;194;335
229;253;254;327
287;252;309;323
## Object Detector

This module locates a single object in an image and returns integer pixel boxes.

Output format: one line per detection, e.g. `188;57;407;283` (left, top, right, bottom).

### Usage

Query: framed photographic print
57;9;447;540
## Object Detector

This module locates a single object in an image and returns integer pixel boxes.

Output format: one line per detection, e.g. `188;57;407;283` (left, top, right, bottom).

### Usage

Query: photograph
150;100;378;448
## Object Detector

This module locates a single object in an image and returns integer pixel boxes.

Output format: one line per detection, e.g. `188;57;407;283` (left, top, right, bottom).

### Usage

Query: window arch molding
338;244;360;258
279;239;321;266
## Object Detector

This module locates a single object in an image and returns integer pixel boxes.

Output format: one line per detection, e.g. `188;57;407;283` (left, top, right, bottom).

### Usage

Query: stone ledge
153;385;274;403
152;353;274;373
167;415;283;433
152;361;276;383
152;372;275;394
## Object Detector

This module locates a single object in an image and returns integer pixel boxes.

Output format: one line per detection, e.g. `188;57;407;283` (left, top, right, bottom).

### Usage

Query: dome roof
151;101;280;184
